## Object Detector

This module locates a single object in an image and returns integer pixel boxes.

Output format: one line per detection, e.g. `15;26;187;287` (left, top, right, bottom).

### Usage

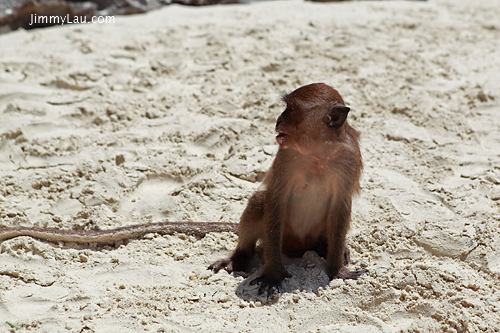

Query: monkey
209;83;366;296
0;222;237;245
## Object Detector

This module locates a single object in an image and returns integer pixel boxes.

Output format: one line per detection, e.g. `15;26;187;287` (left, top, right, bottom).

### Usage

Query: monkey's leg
314;236;351;266
209;191;265;274
343;247;351;266
326;201;367;280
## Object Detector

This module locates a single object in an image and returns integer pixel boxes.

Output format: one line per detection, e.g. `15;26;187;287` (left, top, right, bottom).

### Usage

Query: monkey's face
276;83;350;148
275;104;349;148
275;104;302;147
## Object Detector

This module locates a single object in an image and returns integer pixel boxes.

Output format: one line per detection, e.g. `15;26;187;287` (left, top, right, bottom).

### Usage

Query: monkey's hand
208;250;253;274
208;259;234;273
331;266;368;280
250;270;291;297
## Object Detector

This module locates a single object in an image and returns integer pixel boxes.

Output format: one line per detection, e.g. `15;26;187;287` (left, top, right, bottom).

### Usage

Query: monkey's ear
325;104;350;129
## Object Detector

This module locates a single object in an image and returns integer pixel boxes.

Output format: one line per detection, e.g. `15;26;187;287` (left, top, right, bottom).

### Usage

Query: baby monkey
209;83;366;295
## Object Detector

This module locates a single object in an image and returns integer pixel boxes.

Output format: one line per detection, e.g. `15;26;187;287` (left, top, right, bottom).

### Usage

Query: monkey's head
276;83;350;148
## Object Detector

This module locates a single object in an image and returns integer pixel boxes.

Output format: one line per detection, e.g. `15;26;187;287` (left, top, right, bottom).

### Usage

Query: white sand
1;0;500;331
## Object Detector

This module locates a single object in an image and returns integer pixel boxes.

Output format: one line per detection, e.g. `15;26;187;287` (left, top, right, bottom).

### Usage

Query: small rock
477;91;488;102
115;154;125;166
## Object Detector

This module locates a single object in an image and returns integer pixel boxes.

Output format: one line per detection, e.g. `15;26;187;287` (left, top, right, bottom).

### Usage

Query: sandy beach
1;0;499;331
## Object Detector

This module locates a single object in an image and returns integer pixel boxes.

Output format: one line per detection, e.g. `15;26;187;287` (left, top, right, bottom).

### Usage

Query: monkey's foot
250;271;291;297
331;266;368;280
208;259;234;273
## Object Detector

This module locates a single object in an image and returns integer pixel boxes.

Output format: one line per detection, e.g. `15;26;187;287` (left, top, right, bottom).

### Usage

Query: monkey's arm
325;199;367;280
325;196;352;279
249;197;290;296
249;151;292;296
324;162;366;280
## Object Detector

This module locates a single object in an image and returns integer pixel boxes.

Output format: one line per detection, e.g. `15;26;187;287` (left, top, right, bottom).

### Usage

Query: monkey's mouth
276;132;287;146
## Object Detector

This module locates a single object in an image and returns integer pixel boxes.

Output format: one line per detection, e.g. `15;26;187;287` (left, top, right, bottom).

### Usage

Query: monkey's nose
276;115;283;129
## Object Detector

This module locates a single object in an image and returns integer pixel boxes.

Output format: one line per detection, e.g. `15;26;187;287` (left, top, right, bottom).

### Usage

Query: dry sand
1;0;500;331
